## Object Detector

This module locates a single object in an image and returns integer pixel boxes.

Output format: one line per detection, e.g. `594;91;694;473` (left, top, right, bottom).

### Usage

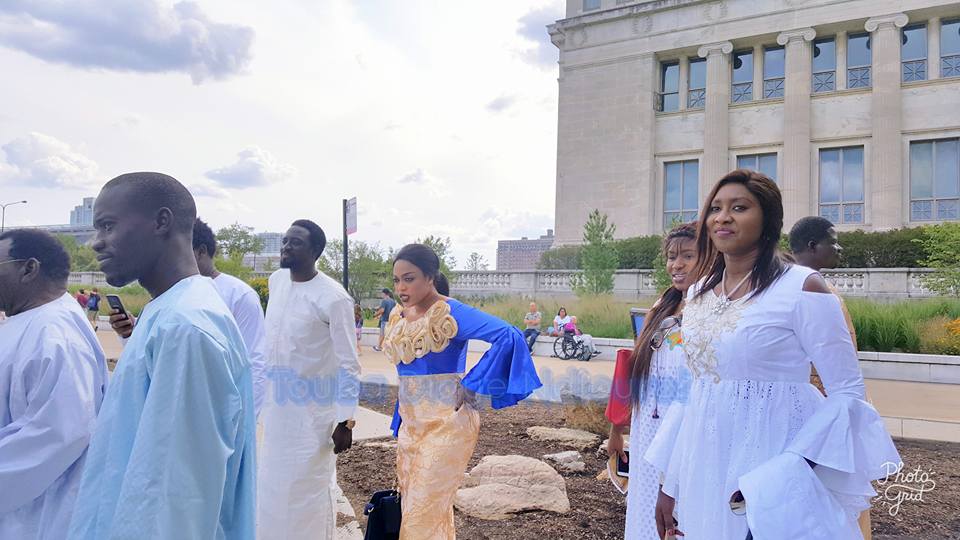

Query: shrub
837;227;929;268
614;235;661;269
571;210;618;296
248;277;269;311
471;294;652;339
846;298;960;352
915;222;960;296
918;317;960;356
538;245;582;269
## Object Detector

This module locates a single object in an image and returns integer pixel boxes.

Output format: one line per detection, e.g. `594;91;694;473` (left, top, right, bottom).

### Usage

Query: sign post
343;197;357;291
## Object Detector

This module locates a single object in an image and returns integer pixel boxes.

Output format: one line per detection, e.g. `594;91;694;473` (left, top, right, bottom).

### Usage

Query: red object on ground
605;348;633;427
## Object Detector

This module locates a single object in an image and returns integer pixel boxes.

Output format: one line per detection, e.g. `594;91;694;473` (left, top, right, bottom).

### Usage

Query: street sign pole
342;198;349;291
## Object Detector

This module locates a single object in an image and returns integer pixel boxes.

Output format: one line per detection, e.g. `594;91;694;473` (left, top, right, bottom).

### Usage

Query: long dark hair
393;243;449;295
629;222;696;407
694;169;787;301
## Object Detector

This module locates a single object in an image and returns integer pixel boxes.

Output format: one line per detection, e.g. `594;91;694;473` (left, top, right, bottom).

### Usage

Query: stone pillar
836;31;848;90
777;28;817;229
929;17;941;80
753;43;764;100
698;41;734;193
866;14;909;229
679;56;690;110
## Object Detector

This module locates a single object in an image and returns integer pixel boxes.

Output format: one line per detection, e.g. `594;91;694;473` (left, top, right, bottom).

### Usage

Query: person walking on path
373;288;396;351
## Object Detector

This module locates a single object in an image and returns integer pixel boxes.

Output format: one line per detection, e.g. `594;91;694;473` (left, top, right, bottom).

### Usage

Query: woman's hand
455;385;477;411
655;489;683;538
607;425;628;464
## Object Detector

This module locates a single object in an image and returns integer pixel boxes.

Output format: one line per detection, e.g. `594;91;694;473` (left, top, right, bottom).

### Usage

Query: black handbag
363;489;401;540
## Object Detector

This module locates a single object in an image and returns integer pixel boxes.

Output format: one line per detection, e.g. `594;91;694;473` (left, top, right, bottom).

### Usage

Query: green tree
416;235;456;276
319;240;392;301
465;252;488;271
56;234;99;271
216;223;264;261
916;222;960;296
571;209;619;296
214;256;253;281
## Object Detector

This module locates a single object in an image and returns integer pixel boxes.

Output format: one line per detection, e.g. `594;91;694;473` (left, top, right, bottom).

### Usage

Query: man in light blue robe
68;172;256;539
0;229;108;540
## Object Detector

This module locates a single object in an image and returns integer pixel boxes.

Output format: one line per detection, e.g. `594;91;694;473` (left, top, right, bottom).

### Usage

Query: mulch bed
337;383;960;539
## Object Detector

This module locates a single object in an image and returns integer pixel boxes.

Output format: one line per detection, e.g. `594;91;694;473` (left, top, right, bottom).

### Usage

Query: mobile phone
106;295;128;320
616;450;629;477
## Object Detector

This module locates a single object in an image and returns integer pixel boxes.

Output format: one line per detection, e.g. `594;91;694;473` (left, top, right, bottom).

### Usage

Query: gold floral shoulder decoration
382;300;458;365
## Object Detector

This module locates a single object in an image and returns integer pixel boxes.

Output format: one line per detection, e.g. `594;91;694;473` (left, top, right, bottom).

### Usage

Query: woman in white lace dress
607;223;697;540
647;170;900;539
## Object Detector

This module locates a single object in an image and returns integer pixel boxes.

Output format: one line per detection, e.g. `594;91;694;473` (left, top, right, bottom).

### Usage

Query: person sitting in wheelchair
560;317;599;360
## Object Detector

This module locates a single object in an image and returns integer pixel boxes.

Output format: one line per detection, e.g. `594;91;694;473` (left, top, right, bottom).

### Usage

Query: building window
819;147;864;224
910;139;960;221
583;0;601;11
658;62;679;112
763;46;785;98
812;37;836;92
731;50;753;103
942;19;960;78
847;33;872;89
737;153;778;181
902;24;928;82
688;58;706;109
664;160;699;228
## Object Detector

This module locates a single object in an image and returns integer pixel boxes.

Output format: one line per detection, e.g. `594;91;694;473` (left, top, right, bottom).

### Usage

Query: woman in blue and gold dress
382;244;542;539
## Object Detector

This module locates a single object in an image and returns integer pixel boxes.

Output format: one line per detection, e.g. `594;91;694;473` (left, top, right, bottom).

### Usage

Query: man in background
523;302;542;353
85;288;100;330
372;287;396;352
789;215;871;540
0;229;108;539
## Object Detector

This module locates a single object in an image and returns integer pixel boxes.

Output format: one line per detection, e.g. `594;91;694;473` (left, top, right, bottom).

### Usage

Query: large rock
455;455;570;520
527;426;600;450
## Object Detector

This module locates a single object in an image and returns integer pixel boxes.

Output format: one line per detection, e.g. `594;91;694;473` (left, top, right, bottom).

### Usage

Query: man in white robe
258;219;360;540
68;172;256;539
0;229;108;540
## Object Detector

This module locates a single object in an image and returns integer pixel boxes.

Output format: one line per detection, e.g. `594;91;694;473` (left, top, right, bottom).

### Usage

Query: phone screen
617;451;629;477
106;295;128;320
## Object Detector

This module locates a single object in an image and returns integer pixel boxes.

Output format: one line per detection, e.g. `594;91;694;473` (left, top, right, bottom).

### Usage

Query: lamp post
0;200;27;233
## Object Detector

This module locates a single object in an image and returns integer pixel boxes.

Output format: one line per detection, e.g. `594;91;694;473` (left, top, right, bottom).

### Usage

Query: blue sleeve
454;301;542;409
107;325;247;539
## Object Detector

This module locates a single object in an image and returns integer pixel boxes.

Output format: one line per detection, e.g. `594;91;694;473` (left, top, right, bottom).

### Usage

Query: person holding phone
68;172;256;539
605;223;697;539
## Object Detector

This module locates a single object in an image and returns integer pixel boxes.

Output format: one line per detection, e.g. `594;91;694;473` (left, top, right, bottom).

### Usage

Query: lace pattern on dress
683;290;751;383
383;300;458;365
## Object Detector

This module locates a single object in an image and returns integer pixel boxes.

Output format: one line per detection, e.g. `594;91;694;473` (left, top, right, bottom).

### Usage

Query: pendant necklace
714;269;752;315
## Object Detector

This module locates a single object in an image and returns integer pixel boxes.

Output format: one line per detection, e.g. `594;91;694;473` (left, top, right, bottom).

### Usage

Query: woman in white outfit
648;170;900;540
606;222;697;539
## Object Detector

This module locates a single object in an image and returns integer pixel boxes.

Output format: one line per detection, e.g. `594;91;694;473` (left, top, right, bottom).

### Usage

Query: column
929;17;941;80
698;41;734;193
777;28;817;228
679;56;690;110
866;13;909;229
753;43;764;100
836;31;848;90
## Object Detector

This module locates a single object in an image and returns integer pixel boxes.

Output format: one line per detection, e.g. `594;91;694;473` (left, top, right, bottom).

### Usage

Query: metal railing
848;66;871;89
731;82;752;103
813;70;835;93
902;59;927;82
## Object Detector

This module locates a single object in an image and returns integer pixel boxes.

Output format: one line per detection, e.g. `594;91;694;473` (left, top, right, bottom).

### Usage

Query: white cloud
396;168;447;198
0;132;99;189
487;94;518;113
517;4;563;68
205;146;296;189
0;0;254;84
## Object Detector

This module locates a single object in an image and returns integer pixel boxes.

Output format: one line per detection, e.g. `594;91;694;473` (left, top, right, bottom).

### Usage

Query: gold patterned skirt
396;373;480;540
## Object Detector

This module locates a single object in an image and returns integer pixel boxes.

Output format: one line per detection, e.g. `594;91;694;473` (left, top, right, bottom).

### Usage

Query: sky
0;0;565;269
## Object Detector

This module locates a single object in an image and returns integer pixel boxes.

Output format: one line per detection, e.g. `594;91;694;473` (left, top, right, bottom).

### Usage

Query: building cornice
697;41;733;58
865;13;908;33
776;28;817;46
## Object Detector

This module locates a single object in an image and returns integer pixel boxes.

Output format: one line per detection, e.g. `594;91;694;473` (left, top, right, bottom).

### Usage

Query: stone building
497;229;556;270
549;0;960;244
69;197;96;227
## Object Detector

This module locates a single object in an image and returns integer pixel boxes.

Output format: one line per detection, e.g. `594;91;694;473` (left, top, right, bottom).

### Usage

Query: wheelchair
552;330;587;361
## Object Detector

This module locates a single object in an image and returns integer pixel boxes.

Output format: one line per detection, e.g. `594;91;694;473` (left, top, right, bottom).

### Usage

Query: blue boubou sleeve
452;300;543;408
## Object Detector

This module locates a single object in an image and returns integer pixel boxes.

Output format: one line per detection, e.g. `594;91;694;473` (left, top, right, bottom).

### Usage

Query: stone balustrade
450;268;939;300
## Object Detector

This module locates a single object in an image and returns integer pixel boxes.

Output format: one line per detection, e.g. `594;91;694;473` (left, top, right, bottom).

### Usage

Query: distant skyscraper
496;229;555;271
256;232;282;254
70;197;96;226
